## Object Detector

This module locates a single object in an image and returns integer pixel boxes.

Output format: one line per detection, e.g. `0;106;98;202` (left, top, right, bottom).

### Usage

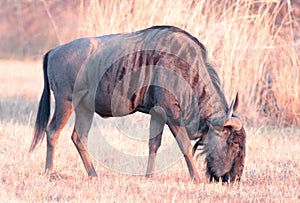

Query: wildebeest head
193;93;246;183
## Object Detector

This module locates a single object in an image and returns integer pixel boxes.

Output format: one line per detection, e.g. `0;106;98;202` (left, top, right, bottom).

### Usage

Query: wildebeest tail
29;52;51;152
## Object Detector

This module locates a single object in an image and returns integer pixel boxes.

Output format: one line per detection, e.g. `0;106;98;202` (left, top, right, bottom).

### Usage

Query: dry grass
0;60;299;202
1;0;299;125
0;0;300;202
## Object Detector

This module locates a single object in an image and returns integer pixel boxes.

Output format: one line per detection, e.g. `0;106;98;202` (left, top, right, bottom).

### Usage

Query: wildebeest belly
94;75;187;127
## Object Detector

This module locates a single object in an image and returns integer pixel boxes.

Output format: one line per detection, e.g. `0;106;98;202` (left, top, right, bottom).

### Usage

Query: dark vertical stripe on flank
101;50;201;93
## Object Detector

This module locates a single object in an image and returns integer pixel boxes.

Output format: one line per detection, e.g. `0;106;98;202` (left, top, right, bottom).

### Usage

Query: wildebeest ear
224;116;242;131
210;93;241;129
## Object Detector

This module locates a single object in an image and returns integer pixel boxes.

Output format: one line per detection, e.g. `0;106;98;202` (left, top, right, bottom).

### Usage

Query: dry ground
0;61;299;202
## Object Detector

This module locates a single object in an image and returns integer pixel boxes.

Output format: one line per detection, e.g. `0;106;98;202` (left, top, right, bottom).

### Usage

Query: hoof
88;171;98;177
145;174;153;178
193;177;201;184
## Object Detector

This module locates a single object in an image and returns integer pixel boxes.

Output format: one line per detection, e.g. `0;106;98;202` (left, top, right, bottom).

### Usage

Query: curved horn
192;138;204;156
233;92;239;112
226;93;239;119
226;99;235;119
224;93;242;130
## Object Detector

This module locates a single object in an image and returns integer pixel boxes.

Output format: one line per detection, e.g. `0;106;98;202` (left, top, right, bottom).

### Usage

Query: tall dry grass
2;0;299;126
75;0;299;127
3;0;300;126
75;0;300;126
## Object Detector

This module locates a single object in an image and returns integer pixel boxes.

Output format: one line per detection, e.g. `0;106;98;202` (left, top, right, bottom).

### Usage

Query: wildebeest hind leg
45;100;73;173
72;105;97;177
146;111;165;177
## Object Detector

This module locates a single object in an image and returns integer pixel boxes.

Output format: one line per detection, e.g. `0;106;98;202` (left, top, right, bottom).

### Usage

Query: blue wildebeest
30;25;246;183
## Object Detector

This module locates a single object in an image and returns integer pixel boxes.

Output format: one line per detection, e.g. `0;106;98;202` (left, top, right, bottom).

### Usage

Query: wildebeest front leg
72;104;97;177
168;125;200;184
146;109;165;177
45;100;73;173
